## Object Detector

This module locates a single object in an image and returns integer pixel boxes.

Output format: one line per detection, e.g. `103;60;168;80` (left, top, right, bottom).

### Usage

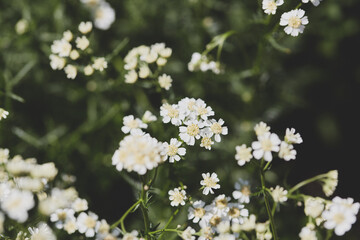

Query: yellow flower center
201;137;212;148
187;124;200;136
229;207;241;218
215;199;228;209
267;1;277;11
288;16;301;28
127;119;139;129
203;176;217;188
85;216;96;228
241;186;251;196
168;144;178;156
260;139;273;151
194;207;206;218
210;123;222;134
210;216;221;226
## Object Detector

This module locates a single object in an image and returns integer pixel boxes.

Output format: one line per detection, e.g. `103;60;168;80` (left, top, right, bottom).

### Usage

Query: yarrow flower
280;9;309;37
284;128;303;144
200;172;220;195
78;21;93;34
188;52;221;74
76;211;99;237
181;226;196;240
162;138;186;163
254;121;270;137
232;179;251;204
112;132;165;175
188;200;206;223
28;222;56;240
270;185;288;203
262;0;284;15
168;188;187;207
322;170;338;197
278;141;297;161
121;115;148;135
235;144;252;166
299;224;317;240
304;197;325;218
158;74;173;90
252;132;281;161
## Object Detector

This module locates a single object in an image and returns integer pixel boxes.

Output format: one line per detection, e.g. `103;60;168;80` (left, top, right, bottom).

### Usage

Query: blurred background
1;0;359;238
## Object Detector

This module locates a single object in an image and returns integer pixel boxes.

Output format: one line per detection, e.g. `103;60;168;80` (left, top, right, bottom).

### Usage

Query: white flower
28;222;56;240
278;141;297;161
95;219;110;235
168;188;187;207
270;185;288;203
51;39;72;57
179;120;205;145
252;132;281;161
79;21;93;34
302;0;322;6
63;216;78;234
142;110;157;123
235;144;252;166
160;103;184;126
200;172;220;195
63;30;73;41
77;211;99;237
299;224;317;240
92;57;108;71
112;133;165;175
1;189;35;222
121;115;148;135
84;65;94;76
332;196;360;215
49;54;66;70
322;198;357;236
139;65;150;78
14;177;44;192
15;19;29;35
162;138;186;163
195;101;214;120
30;162;58;180
232;179;251;204
64;65;77;79
322;170;338;197
254;122;270;136
304;197;325;218
188;200;206;223
122;230;139;240
158;74;173;90
50;208;75;230
207;118;228;142
125;70;138;83
280;9;309;37
200;132;215;150
76;36;90;50
262;0;284;15
188;52;202;72
227;202;249;224
240;214;257;231
285;128;303;144
72;198;88;212
94;1;115;30
181;226;196;240
156;57;167;66
69;50;80;60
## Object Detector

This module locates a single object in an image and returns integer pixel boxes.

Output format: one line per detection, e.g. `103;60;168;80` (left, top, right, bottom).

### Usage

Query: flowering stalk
288;173;328;194
140;182;151;239
260;159;279;240
157;208;180;240
110;199;142;232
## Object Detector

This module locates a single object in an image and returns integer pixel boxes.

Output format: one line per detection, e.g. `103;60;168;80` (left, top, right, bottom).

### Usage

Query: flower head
78;21;93;34
162;138;186;163
169;188;187;207
77;211;98;237
262;0;284;15
201;172;220;195
252;132;281;161
270;185;288;203
158;74;173;90
28;222;56;240
280;9;309;37
235;144;252;166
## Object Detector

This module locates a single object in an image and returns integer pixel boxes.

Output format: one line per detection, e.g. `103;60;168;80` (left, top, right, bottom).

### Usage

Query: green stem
260;159;279;240
157;208;180;240
110;199;142;232
149;228;180;235
288;173;327;194
140;183;151;239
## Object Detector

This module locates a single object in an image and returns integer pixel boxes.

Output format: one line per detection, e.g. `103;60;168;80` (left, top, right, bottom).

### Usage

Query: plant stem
140;183;151;239
260;159;279;240
288;173;327;194
157;208;180;240
110;199;142;232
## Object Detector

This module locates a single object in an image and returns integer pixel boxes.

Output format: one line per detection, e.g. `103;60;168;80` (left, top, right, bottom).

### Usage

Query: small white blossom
50;208;75;229
252;132;281;161
254;122;270;136
51;39;72;57
179;120;205;145
72;198;88;212
270;185;288;203
138;65;150;78
84;65;94;76
92;57;108;71
299;224;317;240
302;0;322;6
121;115;148;135
188;200;206;223
304;197;325;218
181;226;196;240
142;110;157;123
69;49;80;60
63;30;73;42
207;119;228;142
322;170;338;197
76;36;90;50
168;188;187;207
232;180;251;204
125;70;138;84
64;64;77;79
160;104;184;126
278;141;297;161
28;222;56;240
78;21;93;34
285;128;303;144
1;189;35;222
200;172;220;195
158;74;173;90
235;144;252;166
0;148;10;164
262;0;284;15
200;132;215;150
77;211;99;237
94;1;116;30
280;9;309;37
49;54;66;70
162;138;186;163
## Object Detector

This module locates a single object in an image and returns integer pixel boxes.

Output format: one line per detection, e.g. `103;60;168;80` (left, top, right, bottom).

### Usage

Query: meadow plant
0;0;359;239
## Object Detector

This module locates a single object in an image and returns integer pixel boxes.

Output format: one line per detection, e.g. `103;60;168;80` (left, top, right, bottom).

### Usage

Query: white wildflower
200;132;215;150
304;197;325;218
181;226;196;240
51;39;72;57
280;9;309;37
160;103;184;126
63;30;73;42
252;132;281;161
142;110;157;123
138;65;150;78
285;128;303;144
322;170;338;197
28;222;56;240
299;224;317;240
69;49;80;60
77;211;98;237
64;64;77;79
200;172;220;195
78;21;93;34
76;36;90;50
168;188;187;207
254;122;270;136
0;148;9;164
302;0;322;6
121;115;148;135
92;57;108;71
158;74;173;90
1;189;35;222
270;185;288;203
72;198;88;212
278;141;297;161
0;108;9;120
207;118;228;142
235;144;252;166
188;200;206;223
232;180;251;204
49;54;66;70
125;70;138;83
84;65;94;75
50;208;75;229
94;1;116;30
262;0;284;15
162;138;186;163
179;120;205;145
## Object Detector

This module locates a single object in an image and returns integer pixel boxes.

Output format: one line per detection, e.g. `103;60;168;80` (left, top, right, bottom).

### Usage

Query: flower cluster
188;52;221;74
49;21;108;79
0;108;9;120
235;122;302;166
80;0;115;30
160;98;228;149
123;43;173;89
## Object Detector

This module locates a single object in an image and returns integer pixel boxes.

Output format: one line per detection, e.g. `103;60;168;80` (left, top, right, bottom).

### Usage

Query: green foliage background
1;0;360;239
